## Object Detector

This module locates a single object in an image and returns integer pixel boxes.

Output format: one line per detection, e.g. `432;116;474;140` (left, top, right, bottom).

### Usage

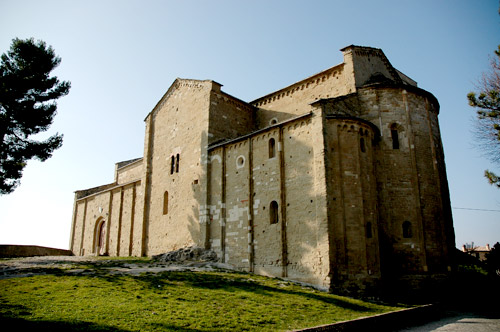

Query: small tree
0;38;70;194
468;45;500;188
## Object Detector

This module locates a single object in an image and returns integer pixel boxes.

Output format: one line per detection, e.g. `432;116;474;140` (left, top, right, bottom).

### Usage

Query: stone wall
70;180;142;256
323;117;381;292
141;79;213;256
316;84;454;287
251;63;351;127
207;112;331;288
116;159;143;185
208;87;255;144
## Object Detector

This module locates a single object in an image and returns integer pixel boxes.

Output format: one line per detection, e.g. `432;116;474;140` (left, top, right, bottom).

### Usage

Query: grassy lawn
0;258;403;331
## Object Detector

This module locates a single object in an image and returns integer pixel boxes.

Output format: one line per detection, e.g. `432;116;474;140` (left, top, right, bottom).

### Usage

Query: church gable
146;78;214;121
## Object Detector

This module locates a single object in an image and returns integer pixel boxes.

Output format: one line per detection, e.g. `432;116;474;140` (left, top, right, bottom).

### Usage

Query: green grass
0;259;403;331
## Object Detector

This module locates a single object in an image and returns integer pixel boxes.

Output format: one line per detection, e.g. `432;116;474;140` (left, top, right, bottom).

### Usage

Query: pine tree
0;38;70;194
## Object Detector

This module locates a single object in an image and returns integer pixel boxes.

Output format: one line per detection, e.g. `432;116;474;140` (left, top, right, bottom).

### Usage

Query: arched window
403;221;412;238
366;222;373;238
360;137;366;153
269;138;276;158
270;200;279;224
391;124;400;150
163;191;169;215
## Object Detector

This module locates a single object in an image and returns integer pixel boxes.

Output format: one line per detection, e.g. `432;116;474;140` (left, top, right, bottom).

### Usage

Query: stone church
70;45;455;293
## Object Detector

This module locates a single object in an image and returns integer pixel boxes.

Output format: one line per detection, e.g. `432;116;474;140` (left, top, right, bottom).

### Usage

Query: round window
236;156;245;168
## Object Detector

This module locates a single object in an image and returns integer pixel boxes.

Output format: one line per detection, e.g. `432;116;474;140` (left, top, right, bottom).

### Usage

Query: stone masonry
70;45;455;294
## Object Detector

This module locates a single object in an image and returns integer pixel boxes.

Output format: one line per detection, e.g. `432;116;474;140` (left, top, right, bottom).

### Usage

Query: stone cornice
250;63;345;107
211;90;256;113
311;83;440;114
208;112;313;151
116;157;143;170
75;179;141;201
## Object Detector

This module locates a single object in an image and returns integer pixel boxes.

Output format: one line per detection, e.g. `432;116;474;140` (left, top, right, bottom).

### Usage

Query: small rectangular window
403;221;412;238
176;154;180;173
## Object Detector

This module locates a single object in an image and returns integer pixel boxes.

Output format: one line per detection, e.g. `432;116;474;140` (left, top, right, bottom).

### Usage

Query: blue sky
0;0;499;250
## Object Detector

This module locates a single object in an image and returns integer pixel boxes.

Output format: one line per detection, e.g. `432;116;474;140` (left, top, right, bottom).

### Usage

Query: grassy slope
0;259;403;331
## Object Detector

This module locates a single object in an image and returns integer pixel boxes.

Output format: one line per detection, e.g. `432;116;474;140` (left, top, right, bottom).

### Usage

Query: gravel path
0;255;234;280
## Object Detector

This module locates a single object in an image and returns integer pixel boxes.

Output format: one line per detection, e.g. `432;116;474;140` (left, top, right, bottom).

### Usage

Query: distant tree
485;242;500;277
0;38;70;194
468;45;500;188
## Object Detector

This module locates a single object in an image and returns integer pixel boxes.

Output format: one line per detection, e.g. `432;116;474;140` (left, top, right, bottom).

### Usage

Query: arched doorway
95;219;107;256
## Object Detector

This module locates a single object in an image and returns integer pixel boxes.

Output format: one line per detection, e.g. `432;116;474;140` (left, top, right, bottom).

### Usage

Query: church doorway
95;219;107;256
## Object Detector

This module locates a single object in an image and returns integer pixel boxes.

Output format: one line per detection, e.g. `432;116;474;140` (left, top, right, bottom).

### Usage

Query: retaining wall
0;245;73;258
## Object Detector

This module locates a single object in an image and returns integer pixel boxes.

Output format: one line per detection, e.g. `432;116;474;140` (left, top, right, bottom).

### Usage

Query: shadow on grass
0;302;129;332
4;259;386;314
131;270;379;312
1;303;211;332
0;316;217;332
0;318;219;332
0;317;129;332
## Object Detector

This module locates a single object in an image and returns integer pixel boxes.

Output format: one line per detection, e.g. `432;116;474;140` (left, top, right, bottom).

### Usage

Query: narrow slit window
175;153;180;173
270;201;279;224
170;156;175;174
366;222;373;238
360;137;366;153
163;191;169;215
269;138;276;158
403;221;412;238
391;126;400;150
